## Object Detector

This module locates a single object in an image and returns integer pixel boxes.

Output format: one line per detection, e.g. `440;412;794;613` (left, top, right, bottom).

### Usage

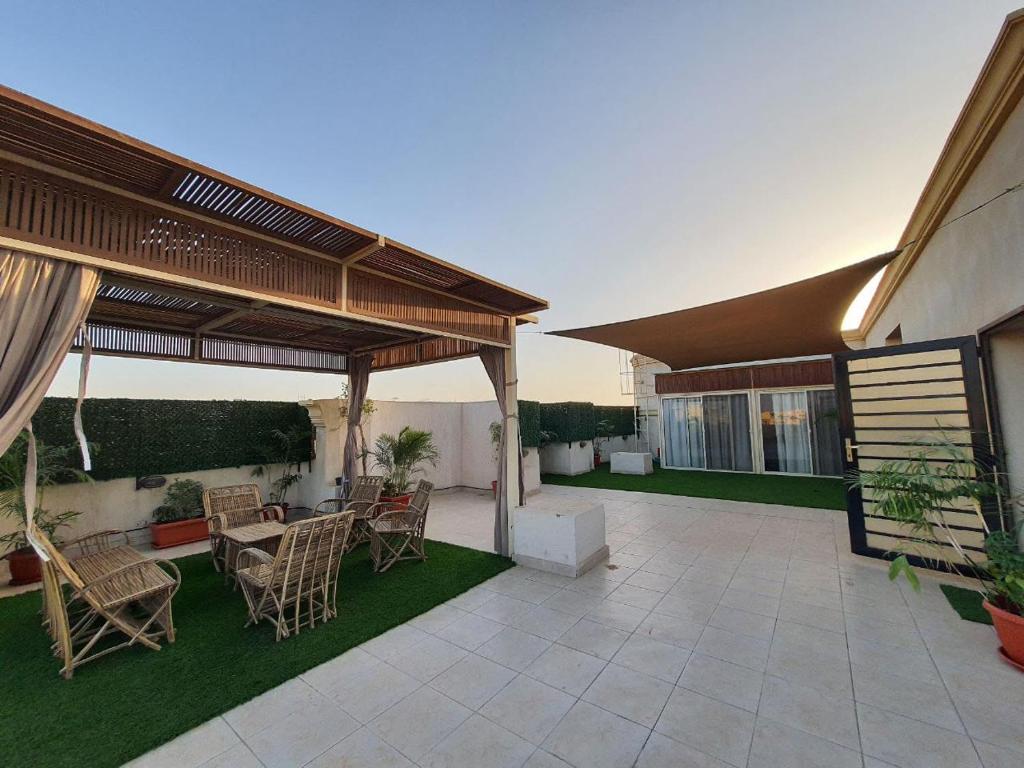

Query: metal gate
833;337;999;567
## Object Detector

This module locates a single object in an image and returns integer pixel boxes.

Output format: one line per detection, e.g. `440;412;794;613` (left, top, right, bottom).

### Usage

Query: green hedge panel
595;405;635;436
27;398;312;481
539;402;596;443
517;400;540;448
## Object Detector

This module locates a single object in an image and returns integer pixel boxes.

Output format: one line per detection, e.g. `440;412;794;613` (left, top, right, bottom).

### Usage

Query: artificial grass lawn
543;462;846;510
0;541;512;768
941;583;992;625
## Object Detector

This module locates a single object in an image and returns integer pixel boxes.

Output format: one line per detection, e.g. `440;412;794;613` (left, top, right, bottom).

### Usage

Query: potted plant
489;420;502;498
0;433;87;585
594;419;614;466
149;479;207;549
851;439;1024;668
252;425;309;516
366;426;439;507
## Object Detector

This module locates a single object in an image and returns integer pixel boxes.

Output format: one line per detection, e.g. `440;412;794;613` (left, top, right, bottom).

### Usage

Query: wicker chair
236;512;354;641
369;480;433;573
33;526;180;679
314;475;386;552
203;484;284;572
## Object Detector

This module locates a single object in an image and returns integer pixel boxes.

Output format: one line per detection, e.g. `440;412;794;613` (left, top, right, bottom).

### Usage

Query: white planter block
610;452;654;475
512;497;608;578
539;441;595;476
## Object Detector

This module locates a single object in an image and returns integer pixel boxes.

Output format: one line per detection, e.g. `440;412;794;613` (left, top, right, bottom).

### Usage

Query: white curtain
662;397;704;468
0;249;100;531
343;353;372;489
479;346;521;557
703;394;753;471
761;391;811;474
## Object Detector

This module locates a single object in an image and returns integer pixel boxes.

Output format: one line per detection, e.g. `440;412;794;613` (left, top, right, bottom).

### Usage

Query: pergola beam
341;234;386;265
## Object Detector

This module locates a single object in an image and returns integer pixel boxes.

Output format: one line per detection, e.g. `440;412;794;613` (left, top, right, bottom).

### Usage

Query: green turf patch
940;584;992;625
543;463;845;510
0;542;512;768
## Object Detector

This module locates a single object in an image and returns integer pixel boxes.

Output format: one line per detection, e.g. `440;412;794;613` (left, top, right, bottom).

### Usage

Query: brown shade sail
550;252;898;370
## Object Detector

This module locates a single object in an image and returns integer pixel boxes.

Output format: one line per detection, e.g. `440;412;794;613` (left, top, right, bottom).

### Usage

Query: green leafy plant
366;427;439;496
489;421;503;465
251;425;310;505
850;437;1023;615
538;429;559;449
0;433;89;553
153;479;205;524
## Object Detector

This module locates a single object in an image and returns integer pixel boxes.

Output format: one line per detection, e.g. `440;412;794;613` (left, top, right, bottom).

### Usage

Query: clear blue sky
12;0;1015;404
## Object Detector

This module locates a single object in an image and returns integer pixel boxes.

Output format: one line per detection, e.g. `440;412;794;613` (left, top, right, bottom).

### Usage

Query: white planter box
512;497;608;577
611;452;654;475
539;441;595;476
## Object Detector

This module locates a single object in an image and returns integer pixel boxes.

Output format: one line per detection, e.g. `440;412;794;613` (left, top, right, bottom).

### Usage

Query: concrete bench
512;497;608;578
610;452;654;475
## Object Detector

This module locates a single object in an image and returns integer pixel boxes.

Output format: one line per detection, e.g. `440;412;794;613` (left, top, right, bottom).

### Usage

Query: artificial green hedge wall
28;398;312;481
518;400;541;448
595;405;635;437
539;402;597;443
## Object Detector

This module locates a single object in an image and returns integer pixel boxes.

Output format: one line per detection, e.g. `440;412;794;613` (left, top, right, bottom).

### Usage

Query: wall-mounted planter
150;517;208;549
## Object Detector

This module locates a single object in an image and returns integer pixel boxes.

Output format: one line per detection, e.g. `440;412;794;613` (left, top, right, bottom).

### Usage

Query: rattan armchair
314;475;386;552
34;525;180;679
203;484;284;572
369;480;433;573
236;512;354;641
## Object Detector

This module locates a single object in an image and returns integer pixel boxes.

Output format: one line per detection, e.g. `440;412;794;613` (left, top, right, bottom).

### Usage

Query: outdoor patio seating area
115;486;1020;768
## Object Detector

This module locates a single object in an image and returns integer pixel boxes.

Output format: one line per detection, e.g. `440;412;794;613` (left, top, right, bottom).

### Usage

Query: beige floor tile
748;719;861;768
759;675;859;750
480;675;577;745
245;700;359;768
421;714;535;768
677;653;764;712
524;643;607;696
655;688;755;768
430;653;518;709
543;701;650;768
557;618;630;660
584;600;650;632
635;732;733;767
858;703;983;768
708;604;776;641
581;663;674;727
436;612;506;650
477;626;553;671
369;687;471;762
611;634;690;683
305;727;414;768
852;663;964;733
125;718;240;768
695;625;771;671
388;634;468;683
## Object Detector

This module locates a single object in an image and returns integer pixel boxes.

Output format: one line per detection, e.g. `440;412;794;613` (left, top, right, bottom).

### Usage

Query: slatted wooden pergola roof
0;85;547;373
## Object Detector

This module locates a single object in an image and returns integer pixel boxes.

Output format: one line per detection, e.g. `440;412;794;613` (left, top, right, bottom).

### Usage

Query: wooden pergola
0;84;547;554
0;85;547;375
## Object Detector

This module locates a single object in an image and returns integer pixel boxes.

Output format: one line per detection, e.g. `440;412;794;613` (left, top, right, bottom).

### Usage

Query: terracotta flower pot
380;493;413;510
150;517;209;549
7;546;42;585
984;600;1024;669
491;480;498;498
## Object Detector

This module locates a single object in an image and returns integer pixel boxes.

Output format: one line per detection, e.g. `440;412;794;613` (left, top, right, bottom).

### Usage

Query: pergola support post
503;338;521;557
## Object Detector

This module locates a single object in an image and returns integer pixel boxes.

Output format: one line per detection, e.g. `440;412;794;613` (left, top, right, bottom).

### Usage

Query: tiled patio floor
124;486;1021;768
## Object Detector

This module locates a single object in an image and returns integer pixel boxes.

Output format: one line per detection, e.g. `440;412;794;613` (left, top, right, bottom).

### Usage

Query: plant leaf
888;555;921;592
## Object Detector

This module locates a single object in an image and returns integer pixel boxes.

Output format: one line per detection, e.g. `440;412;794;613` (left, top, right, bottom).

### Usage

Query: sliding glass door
703;394;753;471
760;391;812;474
662;394;753;471
662;397;704;468
808;389;843;476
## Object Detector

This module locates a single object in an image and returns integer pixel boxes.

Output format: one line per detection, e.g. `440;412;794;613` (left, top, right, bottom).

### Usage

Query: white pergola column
503;336;521;555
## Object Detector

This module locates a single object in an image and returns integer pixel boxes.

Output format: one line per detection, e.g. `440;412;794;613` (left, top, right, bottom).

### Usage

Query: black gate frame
832;336;1000;568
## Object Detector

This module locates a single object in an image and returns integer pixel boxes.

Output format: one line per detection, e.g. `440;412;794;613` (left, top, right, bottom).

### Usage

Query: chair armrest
362;501;400;518
371;508;420;531
208;514;227;535
261;504;285;522
236;547;275;571
61;530;130;558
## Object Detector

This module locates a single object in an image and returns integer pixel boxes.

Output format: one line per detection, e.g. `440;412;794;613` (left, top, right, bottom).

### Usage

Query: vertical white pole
504;332;520;555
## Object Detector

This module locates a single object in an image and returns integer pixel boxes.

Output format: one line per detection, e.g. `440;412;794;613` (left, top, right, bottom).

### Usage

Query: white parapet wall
539;440;595;476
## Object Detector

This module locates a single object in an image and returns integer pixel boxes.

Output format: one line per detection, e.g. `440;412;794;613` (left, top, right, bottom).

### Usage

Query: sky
10;0;1017;406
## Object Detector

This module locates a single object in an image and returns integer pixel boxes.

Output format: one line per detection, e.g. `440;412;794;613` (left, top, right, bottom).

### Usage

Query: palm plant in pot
251;425;309;515
851;438;1024;669
0;433;88;585
366;427;439;507
150;479;206;549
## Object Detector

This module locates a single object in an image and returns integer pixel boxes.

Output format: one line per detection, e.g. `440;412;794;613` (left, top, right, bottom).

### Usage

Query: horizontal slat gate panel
853;428;973;444
848;365;964;385
847;349;962;372
0;160;341;307
864;534;984;565
853;413;971;428
861;492;981;513
850;381;966;399
864;517;987;549
857;457;974;473
862;502;984;529
852;397;969;414
856;443;976;460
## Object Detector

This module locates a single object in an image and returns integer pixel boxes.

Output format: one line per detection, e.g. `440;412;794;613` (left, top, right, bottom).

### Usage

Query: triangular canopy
550;252;897;370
